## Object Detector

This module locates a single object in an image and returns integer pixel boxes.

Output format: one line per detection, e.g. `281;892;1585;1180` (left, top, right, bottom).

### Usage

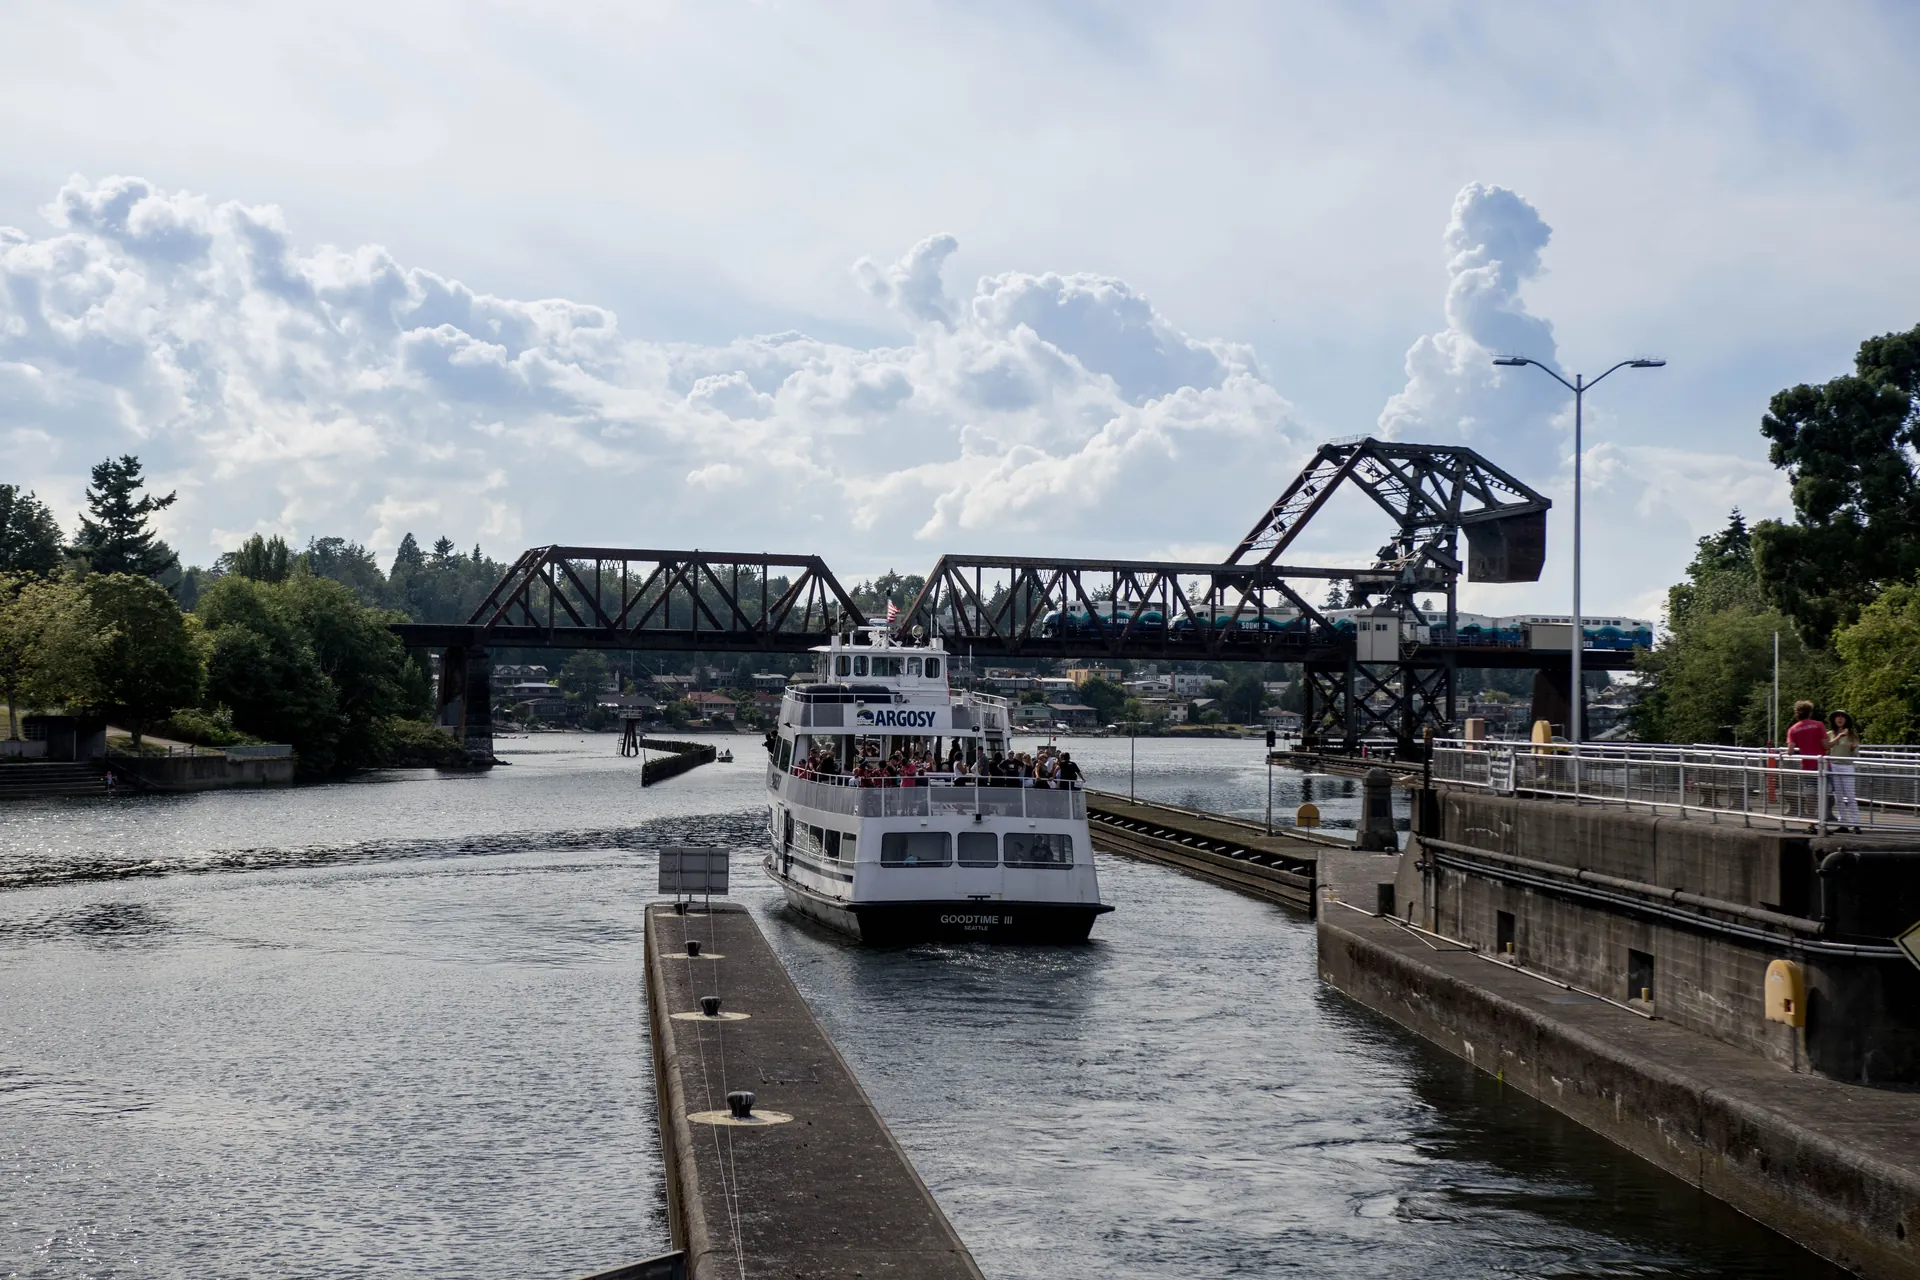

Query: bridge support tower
1302;658;1455;758
434;643;496;762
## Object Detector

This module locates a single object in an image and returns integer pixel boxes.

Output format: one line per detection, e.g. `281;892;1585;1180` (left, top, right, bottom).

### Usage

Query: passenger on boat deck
1057;752;1082;785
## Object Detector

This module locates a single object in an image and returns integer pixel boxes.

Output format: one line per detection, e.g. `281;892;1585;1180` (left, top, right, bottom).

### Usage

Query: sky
3;1;1918;621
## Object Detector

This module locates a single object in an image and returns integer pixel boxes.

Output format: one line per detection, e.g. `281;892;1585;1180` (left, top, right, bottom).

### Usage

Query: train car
1167;606;1306;641
1040;601;1166;638
1486;614;1654;650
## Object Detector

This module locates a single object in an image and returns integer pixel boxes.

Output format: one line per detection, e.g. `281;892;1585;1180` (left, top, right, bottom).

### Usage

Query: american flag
886;599;900;625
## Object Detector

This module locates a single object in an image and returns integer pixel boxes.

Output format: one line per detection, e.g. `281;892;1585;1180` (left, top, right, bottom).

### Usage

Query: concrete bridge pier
434;643;496;762
1528;666;1585;739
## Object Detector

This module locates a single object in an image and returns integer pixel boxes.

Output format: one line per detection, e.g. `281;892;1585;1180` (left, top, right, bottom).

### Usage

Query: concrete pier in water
643;902;983;1280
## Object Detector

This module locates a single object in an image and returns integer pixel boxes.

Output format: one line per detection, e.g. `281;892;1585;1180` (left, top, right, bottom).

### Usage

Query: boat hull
766;857;1111;944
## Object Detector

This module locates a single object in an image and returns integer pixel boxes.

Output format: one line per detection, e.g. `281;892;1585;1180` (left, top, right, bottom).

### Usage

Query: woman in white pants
1827;710;1861;831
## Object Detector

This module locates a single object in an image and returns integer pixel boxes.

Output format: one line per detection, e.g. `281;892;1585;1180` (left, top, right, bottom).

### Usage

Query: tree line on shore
0;457;487;773
1633;324;1920;745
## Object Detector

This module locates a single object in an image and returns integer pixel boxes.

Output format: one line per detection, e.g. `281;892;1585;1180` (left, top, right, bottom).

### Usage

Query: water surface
0;733;1840;1277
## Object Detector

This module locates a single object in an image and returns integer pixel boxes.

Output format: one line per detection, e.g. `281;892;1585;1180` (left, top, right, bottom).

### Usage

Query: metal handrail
1428;738;1920;834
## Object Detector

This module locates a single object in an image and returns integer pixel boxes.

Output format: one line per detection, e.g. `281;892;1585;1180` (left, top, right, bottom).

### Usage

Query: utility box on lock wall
1765;959;1807;1028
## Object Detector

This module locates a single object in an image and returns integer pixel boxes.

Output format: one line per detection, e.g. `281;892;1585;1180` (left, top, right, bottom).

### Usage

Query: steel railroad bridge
394;438;1629;757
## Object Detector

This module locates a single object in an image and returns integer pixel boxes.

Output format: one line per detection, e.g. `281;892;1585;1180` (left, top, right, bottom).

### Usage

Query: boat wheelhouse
763;627;1111;943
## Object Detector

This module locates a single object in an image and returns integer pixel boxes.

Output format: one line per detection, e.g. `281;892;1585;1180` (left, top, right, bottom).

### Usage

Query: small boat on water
763;627;1112;944
717;749;734;763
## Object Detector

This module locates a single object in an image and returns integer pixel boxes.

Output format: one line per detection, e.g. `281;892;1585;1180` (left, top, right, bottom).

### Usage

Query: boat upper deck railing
771;762;1086;820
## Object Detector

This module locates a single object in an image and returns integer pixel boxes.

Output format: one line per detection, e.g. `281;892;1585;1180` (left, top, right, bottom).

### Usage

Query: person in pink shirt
1787;701;1827;768
1786;700;1826;820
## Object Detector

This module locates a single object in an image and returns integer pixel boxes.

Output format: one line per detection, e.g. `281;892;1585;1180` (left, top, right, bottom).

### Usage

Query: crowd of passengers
788;740;1083;788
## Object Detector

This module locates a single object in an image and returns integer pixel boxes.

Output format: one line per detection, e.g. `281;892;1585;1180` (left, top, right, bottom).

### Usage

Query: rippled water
0;733;1839;1277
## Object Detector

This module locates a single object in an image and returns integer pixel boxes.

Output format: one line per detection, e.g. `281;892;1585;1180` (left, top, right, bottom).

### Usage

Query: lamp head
1491;356;1530;367
1629;359;1667;368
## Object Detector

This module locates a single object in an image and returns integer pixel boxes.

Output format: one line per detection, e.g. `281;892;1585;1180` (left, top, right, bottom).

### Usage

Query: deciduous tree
0;575;100;738
1831;584;1920;744
84;573;203;748
1633;512;1830;744
1752;324;1920;645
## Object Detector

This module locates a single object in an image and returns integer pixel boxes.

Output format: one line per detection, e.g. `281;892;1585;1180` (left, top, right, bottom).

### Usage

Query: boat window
1004;832;1073;868
871;656;904;677
824;830;842;860
906;657;922;677
805;824;826;856
925;658;940;679
957;831;998;867
880;831;952;867
836;655;852;677
782;810;794;849
841;833;856;862
853;655;868;677
777;738;793;771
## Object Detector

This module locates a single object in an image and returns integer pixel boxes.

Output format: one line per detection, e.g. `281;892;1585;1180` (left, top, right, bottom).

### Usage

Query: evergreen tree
220;534;294;583
390;533;425;582
0;486;65;575
302;536;387;604
72;456;179;579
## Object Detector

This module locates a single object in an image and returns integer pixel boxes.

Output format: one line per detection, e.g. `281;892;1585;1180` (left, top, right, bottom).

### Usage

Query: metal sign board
658;846;730;896
1897;920;1920;974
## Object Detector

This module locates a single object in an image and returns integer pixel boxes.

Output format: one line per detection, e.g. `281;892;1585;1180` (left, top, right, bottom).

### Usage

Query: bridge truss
392;439;1594;756
394;546;866;654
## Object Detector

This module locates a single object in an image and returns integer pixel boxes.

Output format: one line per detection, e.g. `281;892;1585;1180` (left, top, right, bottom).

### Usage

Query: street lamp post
1491;355;1666;749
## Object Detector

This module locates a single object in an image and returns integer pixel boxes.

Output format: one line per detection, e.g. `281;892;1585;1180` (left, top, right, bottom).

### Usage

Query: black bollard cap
727;1090;756;1119
686;940;703;956
699;995;722;1017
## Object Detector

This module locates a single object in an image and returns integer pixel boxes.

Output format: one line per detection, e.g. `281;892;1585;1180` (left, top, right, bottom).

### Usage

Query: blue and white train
1039;601;1652;650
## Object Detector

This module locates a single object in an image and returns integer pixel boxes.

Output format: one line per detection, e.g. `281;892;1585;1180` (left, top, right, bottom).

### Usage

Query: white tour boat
763;627;1112;943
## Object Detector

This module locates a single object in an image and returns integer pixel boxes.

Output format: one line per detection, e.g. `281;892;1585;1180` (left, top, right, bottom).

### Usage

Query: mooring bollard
700;995;722;1017
686;940;702;956
727;1090;756;1119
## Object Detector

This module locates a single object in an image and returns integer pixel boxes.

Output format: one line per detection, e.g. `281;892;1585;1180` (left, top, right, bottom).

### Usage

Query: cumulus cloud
1377;182;1568;480
1377;181;1794;619
1;175;1298;571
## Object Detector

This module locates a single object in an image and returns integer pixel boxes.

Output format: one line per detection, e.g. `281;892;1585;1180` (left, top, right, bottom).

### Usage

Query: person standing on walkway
1827;710;1862;831
1786;701;1827;818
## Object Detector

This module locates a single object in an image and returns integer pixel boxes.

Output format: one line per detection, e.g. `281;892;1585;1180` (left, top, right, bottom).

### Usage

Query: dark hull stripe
766;858;1112;944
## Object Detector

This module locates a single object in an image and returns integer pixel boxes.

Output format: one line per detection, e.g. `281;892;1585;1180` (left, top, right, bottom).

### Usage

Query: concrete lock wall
1399;790;1920;1084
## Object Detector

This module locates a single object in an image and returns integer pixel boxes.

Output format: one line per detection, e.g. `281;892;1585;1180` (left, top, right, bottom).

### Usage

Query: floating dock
643;902;983;1280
